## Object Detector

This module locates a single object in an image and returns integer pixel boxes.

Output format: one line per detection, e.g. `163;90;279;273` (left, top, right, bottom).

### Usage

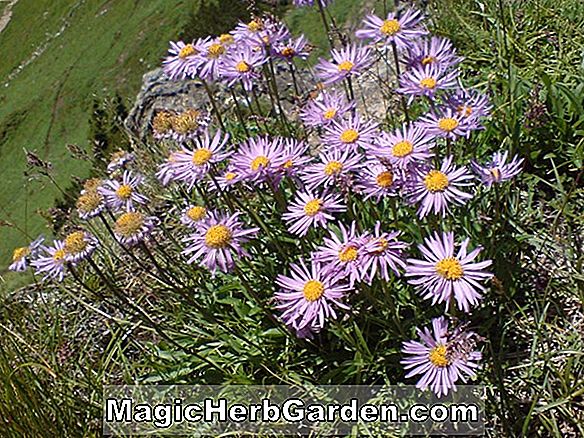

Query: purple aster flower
322;115;379;152
182;211;258;274
198;37;231;82
213;167;242;191
272;35;310;61
397;64;459;103
372;124;434;170
315;43;374;85
170;130;231;188
63;230;98;263
107;150;135;173
355;9;427;50
446;88;492;123
181;205;208;228
9;235;45;272
283;191;346;236
222;43;268;91
300;90;355;128
275;258;351;333
233;17;290;47
280;138;312;179
354;160;401;201
315;221;368;286
418;107;476;140
407;156;474;218
401;317;482;397
76;189;105;220
99;170;149;212
232;17;266;43
406;231;493;312
250;18;291;48
404;36;463;71
361;222;407;283
231;136;286;185
113;212;157;247
31;240;68;282
156;151;181;186
470;151;524;188
301;147;363;190
162;39;207;80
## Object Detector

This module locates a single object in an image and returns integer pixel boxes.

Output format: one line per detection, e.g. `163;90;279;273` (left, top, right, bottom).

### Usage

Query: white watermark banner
103;385;485;435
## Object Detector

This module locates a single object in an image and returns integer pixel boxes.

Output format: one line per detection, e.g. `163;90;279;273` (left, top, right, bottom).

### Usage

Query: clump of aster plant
10;4;526;402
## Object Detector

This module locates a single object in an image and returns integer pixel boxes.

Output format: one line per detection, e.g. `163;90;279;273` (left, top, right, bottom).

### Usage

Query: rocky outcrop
124;69;209;139
124;58;396;140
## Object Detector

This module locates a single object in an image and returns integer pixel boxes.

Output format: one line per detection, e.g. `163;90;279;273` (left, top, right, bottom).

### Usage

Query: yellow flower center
338;246;358;262
380;19;401;36
424;170;449;192
435;257;464;280
281;47;296;57
337;60;354;72
303;279;325;302
12;247;30;262
376;171;394;188
392;140;413;158
422;56;436;66
420;77;437;89
457;105;473;117
110;150;126;162
438;118;459;132
371;238;388;254
172;110;201;134
225;172;237;181
429;344;450;367
83;178;102;192
340;128;359;144
323;108;337;120
247;19;263;32
53;249;66;262
115;184;133;200
192;148;213;166
64;231;87;254
490;168;501;180
115;212;144;237
179;44;196;59
152;111;174;133
251;155;270;171
205;224;232;249
303;199;322;217
219;34;234;45
324;160;343;176
76;192;102;213
283;159;293;169
207;43;226;58
187;206;206;222
236;60;251;73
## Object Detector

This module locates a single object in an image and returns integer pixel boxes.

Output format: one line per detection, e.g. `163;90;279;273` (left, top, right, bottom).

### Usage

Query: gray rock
124;68;209;139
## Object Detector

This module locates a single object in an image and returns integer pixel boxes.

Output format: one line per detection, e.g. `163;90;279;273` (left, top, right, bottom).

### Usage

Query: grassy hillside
0;0;249;286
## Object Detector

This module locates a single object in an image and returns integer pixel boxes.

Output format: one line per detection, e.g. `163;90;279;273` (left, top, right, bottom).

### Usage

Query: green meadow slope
0;0;248;283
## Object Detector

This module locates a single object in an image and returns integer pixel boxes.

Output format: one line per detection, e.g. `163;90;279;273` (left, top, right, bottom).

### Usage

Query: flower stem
391;42;410;122
202;79;226;132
